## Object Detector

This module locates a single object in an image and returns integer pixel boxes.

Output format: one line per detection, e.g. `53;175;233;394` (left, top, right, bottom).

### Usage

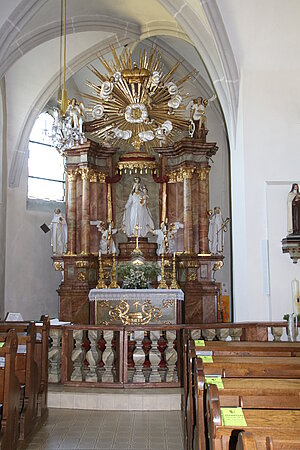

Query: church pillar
197;165;210;254
66;170;77;254
89;170;98;253
81;168;90;255
183;168;194;253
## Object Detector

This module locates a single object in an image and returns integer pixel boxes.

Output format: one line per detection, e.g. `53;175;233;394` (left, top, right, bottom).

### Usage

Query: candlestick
170;253;180;289
291;278;299;314
158;253;168;289
96;253;107;289
109;253;120;289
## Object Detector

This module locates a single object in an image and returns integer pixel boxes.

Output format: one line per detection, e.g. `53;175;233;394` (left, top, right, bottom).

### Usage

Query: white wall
217;0;300;320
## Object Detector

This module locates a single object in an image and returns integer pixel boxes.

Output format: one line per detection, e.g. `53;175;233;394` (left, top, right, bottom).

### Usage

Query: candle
292;279;299;314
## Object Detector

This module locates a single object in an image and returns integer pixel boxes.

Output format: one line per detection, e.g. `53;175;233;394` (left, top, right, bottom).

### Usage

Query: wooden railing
48;321;296;388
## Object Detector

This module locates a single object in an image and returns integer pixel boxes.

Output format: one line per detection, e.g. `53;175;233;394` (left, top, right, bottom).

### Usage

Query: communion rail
48;321;296;388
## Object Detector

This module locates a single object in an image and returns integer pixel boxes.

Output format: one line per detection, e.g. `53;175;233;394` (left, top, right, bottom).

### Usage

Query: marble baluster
229;328;242;341
132;331;146;383
149;331;161;382
85;329;100;382
101;330;114;382
48;328;62;383
190;330;202;341
71;330;85;381
81;168;90;254
197;165;210;254
66;170;77;254
165;330;178;382
216;328;230;341
202;328;216;341
183;168;194;253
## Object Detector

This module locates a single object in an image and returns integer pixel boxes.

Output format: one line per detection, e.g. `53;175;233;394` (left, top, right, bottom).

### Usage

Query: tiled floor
25;408;184;450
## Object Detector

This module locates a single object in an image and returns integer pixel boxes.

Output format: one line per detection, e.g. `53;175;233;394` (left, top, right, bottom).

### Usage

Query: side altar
50;46;228;325
89;289;184;325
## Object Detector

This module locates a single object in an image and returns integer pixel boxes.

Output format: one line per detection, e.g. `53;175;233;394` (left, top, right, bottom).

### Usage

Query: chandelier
49;0;85;153
82;46;193;151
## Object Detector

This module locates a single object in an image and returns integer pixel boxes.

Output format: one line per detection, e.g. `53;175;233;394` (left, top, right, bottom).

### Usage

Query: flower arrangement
117;263;159;289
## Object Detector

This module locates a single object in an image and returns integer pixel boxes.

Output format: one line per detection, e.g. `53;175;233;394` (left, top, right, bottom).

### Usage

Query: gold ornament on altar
82;46;194;152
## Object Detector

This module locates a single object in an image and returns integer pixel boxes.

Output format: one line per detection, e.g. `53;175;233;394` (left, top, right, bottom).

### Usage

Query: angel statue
153;221;184;255
90;220;118;254
186;94;216;139
168;222;184;254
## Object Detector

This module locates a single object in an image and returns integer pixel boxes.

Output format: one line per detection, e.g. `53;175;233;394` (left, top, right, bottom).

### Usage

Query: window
28;112;65;201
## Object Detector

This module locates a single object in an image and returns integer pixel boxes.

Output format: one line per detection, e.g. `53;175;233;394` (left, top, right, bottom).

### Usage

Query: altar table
89;289;184;325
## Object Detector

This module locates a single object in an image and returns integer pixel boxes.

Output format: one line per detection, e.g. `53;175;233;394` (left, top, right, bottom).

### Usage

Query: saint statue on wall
50;209;67;255
122;176;154;237
287;183;299;234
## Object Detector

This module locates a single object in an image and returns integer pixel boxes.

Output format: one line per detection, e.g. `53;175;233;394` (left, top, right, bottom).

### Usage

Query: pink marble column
66;170;77;254
81;168;90;255
183;168;194;253
89;171;98;253
197;165;210;254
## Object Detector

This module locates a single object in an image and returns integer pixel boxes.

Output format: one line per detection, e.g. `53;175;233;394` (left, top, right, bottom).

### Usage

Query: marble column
66;170;77;254
89;170;98;253
183;168;194;254
197;165;210;254
81;168;90;255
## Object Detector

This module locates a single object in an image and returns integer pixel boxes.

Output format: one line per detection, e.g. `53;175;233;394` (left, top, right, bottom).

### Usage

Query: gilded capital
89;170;98;183
167;171;177;184
182;167;195;180
197;167;210;181
67;170;77;182
81;168;90;180
98;172;107;183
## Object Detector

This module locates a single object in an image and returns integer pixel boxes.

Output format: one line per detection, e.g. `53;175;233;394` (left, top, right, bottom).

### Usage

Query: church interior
1;1;300;449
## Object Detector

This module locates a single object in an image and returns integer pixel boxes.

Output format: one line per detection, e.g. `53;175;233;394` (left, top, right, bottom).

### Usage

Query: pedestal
118;237;157;260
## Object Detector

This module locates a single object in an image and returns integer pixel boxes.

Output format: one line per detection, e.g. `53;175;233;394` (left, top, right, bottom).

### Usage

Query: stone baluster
48;328;62;383
85;330;100;382
165;330;178;382
182;168;194;254
202;328;216;341
66;170;77;254
101;330;114;382
71;330;85;381
229;328;242;341
271;326;283;342
190;330;202;341
81;168;90;255
133;331;146;383
216;328;230;341
197;165;210;254
149;331;161;382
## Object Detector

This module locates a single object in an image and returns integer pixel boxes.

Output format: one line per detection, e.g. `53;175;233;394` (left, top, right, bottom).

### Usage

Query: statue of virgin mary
122;177;154;237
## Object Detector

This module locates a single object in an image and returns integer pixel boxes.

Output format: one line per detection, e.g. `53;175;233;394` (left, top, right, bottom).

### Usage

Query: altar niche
52;135;224;325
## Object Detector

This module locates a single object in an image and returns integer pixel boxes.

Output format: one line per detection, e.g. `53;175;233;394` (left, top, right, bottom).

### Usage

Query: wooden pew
0;316;49;420
202;340;300;357
0;323;39;441
206;384;300;449
0;330;21;450
185;338;300;449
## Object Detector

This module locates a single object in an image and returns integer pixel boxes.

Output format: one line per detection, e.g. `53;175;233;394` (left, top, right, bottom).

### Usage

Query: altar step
48;384;182;411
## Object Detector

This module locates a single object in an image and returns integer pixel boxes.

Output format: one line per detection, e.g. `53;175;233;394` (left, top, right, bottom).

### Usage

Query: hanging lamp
50;0;86;152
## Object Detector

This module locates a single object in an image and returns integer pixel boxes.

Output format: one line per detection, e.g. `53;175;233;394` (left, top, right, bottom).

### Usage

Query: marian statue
122;177;154;237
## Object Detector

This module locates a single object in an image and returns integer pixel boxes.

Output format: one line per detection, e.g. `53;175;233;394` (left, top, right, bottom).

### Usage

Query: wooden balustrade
48;321;294;388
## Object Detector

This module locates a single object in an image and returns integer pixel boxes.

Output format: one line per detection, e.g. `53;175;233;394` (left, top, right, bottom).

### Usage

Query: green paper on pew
194;339;205;347
205;376;224;389
197;355;213;363
0;343;4;348
220;407;247;427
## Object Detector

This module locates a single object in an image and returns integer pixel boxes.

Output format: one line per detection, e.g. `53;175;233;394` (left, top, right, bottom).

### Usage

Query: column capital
98;172;107;183
80;167;90;180
182;167;195;180
67;170;77;182
89;170;97;183
197;166;210;181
